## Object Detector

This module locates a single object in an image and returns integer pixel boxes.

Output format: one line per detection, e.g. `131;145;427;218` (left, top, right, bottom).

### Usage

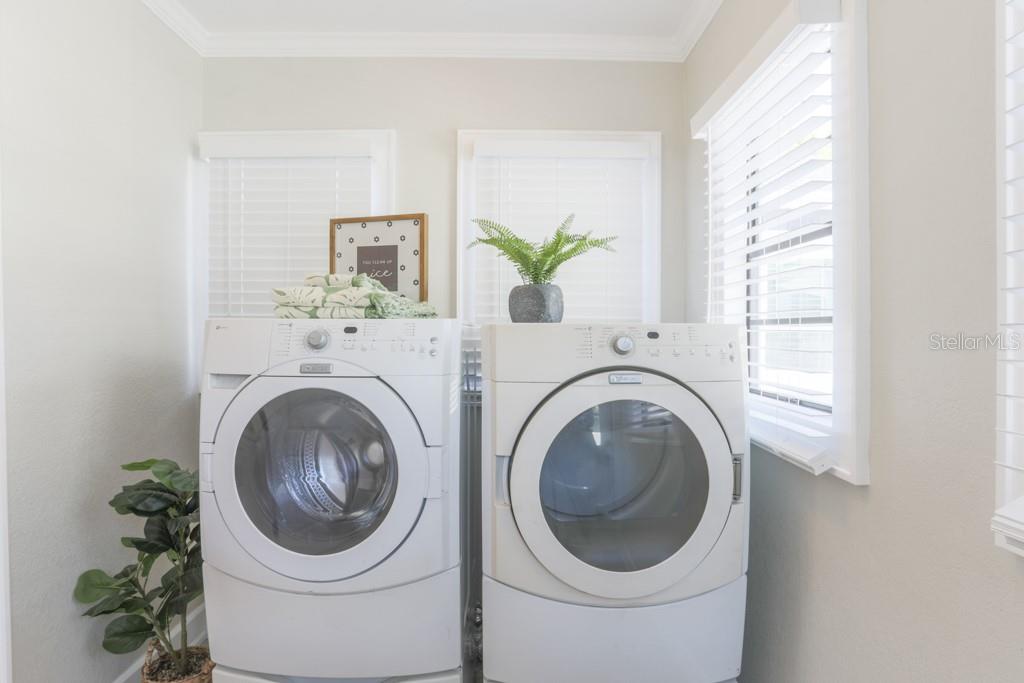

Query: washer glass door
213;376;428;582
235;388;398;556
540;399;709;572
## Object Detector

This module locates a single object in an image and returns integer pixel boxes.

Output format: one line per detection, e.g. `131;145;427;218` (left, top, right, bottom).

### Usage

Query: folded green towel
365;292;437;319
303;273;387;290
272;273;437;320
272;285;377;308
274;305;367;319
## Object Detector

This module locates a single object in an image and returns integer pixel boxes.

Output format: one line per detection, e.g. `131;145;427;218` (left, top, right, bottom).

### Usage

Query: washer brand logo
608;373;642;385
300;363;333;375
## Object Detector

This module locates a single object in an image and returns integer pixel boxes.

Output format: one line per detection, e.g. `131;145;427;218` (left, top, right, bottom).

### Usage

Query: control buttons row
302;327;442;357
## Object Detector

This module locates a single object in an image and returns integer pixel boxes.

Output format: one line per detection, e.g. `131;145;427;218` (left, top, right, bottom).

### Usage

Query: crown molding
142;0;723;62
141;0;209;53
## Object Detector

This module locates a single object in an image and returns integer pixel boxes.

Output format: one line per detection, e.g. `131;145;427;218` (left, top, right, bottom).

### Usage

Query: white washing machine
481;323;748;683
200;318;463;683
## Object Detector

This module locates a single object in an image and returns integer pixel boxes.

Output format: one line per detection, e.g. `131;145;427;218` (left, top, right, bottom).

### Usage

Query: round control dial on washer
305;329;331;350
611;335;635;355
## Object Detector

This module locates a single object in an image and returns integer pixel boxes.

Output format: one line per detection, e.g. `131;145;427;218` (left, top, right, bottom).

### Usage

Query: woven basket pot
141;641;214;683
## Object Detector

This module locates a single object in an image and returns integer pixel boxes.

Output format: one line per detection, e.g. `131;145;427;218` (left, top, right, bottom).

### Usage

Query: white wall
0;1;203;680
685;0;1024;680
201;58;688;320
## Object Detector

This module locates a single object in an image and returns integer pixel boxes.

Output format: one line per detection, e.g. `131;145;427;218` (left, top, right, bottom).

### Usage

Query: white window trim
196;129;396;211
456;129;662;324
690;0;870;485
0;149;13;683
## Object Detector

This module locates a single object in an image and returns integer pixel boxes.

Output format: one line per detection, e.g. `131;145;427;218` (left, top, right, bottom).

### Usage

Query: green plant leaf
159;567;178;594
149;460;198;493
109;481;178;516
181;566;203;593
112;564;136;580
144;517;174;550
185;544;203;571
73;570;123;604
82;593;130;617
122;459;161;471
166;511;199;535
122;538;168;554
102;614;154;654
139;552;158;578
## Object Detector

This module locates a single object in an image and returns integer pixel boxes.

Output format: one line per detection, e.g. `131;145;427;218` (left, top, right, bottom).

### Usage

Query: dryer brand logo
608;373;642;385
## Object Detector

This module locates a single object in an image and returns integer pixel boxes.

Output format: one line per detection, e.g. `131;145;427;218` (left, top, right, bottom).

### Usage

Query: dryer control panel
482;323;745;383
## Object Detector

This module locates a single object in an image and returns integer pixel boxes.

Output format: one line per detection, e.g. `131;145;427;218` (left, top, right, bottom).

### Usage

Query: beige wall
201;58;688;320
0;0;203;680
685;0;1024;681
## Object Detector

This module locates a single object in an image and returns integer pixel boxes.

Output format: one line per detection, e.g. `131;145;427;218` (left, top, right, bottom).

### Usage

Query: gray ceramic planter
509;284;564;323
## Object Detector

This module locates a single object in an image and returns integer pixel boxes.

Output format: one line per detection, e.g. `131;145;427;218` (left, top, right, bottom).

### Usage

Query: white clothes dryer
200;318;462;683
481;323;748;683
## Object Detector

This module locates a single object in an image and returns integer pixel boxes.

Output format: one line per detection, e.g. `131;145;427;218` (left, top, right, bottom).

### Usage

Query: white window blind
199;130;394;317
993;0;1024;556
703;24;836;472
457;131;661;324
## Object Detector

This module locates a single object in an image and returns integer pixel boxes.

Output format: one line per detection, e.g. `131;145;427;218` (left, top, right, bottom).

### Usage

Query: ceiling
142;0;724;61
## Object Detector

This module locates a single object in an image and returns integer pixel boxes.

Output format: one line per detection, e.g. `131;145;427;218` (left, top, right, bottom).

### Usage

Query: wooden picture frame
329;213;428;302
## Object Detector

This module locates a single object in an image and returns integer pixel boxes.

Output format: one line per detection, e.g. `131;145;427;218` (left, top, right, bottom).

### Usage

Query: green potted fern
469;214;616;322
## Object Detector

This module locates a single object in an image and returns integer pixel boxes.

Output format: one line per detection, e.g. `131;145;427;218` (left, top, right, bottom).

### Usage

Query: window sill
992;496;1024;558
752;436;832;476
751;436;870;486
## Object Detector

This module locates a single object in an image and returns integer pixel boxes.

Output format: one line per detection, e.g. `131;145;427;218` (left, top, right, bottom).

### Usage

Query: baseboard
111;604;207;683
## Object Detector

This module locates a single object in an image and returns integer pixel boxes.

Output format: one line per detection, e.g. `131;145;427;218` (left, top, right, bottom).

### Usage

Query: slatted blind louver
207;156;374;317
469;152;653;323
705;23;835;463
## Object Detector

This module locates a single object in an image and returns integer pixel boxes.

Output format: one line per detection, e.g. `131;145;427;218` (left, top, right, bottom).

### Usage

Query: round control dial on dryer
305;328;331;350
611;335;635;355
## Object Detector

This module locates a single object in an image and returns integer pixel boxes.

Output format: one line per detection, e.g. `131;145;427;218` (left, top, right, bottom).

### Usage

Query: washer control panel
267;319;455;374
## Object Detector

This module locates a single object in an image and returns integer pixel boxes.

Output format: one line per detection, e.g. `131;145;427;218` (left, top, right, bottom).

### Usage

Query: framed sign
329;213;428;301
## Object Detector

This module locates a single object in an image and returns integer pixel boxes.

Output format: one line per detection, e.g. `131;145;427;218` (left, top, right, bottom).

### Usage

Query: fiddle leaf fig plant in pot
74;458;211;683
470;214;616;322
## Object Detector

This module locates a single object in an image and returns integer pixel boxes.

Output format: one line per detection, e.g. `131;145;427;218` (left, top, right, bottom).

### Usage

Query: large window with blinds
457;131;661;323
993;0;1024;556
694;1;869;483
197;131;395;317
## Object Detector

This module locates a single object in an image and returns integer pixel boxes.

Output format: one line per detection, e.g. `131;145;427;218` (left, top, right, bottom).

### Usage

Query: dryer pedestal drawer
206;565;461;679
482;574;746;683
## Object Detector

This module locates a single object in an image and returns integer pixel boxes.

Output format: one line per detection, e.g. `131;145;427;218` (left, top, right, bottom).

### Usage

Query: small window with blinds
703;24;837;472
197;131;395;317
457;131;661;324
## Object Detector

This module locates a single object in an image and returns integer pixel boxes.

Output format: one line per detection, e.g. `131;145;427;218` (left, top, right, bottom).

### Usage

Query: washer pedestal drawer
205;564;461;679
482;574;745;683
213;664;464;683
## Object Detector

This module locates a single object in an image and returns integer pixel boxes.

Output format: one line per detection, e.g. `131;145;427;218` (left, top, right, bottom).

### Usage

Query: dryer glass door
539;399;709;572
213;376;428;582
509;373;735;599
